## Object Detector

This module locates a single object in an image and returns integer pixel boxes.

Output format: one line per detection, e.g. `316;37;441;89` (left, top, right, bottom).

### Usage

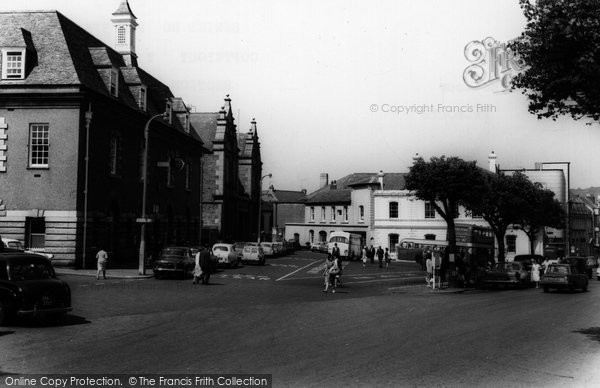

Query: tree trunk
495;226;507;263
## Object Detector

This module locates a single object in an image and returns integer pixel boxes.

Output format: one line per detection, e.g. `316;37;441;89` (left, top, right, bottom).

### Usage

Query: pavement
54;267;154;279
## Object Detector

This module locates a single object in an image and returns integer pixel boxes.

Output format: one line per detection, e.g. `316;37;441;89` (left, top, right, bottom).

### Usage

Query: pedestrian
425;254;433;287
195;246;213;285
328;255;341;293
323;254;334;293
96;248;108;280
384;248;391;269
369;245;375;264
333;255;343;288
542;256;551;275
376;246;384;268
332;243;341;259
531;259;541;288
361;246;368;268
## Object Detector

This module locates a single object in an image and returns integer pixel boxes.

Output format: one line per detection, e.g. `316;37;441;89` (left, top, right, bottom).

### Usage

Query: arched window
389;202;398;218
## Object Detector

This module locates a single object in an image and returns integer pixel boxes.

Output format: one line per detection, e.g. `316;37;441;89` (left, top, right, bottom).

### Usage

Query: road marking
344;276;422;285
219;274;271;281
269;263;300;269
276;260;321;281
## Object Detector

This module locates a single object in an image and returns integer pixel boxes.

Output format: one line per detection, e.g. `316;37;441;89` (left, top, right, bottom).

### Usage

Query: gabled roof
305;172;408;205
190;112;219;151
263;189;306;203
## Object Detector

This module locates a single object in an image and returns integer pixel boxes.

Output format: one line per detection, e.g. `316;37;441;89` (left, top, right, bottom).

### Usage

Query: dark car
513;254;544;266
541;264;588;292
560;256;597;279
0;253;72;325
153;246;194;279
483;261;532;288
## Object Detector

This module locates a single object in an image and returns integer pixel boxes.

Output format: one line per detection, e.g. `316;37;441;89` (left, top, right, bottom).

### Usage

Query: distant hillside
571;187;600;199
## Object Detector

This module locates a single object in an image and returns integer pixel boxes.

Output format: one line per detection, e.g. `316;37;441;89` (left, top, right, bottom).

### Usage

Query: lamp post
82;104;93;269
257;173;272;243
138;113;165;275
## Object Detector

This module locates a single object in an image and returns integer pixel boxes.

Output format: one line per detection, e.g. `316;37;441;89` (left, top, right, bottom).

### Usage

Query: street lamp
257;173;272;243
138;112;166;275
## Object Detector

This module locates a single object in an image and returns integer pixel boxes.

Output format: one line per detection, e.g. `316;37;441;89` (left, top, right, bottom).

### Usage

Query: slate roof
305;172;408;204
189;113;219;151
263;189;306;203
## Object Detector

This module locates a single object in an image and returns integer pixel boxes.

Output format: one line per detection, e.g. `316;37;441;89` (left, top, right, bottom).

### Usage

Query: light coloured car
212;243;240;268
1;238;54;260
260;242;275;257
242;245;265;265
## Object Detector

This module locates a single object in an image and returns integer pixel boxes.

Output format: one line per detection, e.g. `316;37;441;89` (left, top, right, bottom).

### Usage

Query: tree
514;182;566;255
466;172;530;262
405;156;486;260
511;0;600;123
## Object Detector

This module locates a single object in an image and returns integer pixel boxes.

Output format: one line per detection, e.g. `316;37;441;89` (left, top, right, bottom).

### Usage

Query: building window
319;231;327;243
343;206;348;222
29;124;49;168
110;68;119;97
310;207;315;222
309;230;314;243
321;207;326;222
389;233;399;252
506;235;516;253
331;206;336;221
1;49;25;79
25;217;46;250
359;205;364;221
117;26;126;44
109;133;122;176
389;201;399;218
425;201;436;219
139;86;147;111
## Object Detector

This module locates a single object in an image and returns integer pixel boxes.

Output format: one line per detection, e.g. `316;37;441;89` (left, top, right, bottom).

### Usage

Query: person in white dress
531;260;541;288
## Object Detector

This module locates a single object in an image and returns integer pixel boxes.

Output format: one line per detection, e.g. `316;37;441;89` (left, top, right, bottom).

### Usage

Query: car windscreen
9;261;55;280
161;248;188;256
213;246;229;252
546;266;568;274
7;241;24;250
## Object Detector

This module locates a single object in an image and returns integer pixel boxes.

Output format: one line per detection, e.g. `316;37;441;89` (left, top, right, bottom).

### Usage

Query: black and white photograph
0;0;599;387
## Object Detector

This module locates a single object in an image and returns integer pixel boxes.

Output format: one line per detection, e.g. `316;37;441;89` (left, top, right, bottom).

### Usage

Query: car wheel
0;298;7;325
582;282;588;292
543;286;549;293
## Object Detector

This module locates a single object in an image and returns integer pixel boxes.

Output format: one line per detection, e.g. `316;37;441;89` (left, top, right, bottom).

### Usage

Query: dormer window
139;85;147;111
1;48;26;80
110;67;119;97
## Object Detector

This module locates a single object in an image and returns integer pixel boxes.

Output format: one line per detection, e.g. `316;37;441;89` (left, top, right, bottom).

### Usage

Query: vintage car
483;261;532;288
541;264;588;292
153;246;195;279
2;237;54;260
211;243;240;268
310;242;328;253
242;245;265;265
0;252;72;325
260;242;275;257
560;256;597;279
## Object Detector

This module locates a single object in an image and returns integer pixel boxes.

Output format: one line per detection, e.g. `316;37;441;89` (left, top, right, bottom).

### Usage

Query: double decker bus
328;231;362;260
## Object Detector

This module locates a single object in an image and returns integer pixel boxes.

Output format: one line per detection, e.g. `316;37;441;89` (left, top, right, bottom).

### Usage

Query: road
1;250;599;387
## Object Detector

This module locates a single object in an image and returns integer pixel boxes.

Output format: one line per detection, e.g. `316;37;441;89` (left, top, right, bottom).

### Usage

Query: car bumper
17;306;72;317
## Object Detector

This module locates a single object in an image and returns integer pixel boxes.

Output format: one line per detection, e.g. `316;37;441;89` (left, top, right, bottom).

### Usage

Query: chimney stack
320;173;329;188
488;151;497;173
377;170;384;190
330;180;337;190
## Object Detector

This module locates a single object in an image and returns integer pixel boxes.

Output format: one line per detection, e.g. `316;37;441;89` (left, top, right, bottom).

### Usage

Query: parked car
260;242;275;257
1;238;54;260
0;252;72;325
212;243;240;268
560;256;597;279
242;245;265;265
153;246;195;279
483;261;532;288
311;242;328;253
232;242;247;259
541;264;588;292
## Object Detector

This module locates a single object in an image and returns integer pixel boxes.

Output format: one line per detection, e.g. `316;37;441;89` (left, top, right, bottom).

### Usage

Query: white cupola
111;0;138;67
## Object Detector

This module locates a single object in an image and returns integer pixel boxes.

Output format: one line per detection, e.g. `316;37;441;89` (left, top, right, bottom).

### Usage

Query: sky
2;0;599;192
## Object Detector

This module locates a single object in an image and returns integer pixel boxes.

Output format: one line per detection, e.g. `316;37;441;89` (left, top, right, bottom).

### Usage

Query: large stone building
0;2;207;267
191;99;262;244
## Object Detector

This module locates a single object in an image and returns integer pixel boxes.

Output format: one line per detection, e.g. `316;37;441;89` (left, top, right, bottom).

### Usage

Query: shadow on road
0;330;15;337
8;314;90;328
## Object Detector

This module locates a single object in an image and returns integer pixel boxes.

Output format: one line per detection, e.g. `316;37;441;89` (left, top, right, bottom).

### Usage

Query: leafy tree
405;156;486;258
466;172;530;262
514;181;566;255
511;0;600;123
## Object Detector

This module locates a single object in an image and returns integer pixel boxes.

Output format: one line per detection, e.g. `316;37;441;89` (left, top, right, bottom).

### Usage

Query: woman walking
323;254;334;292
531;259;541;288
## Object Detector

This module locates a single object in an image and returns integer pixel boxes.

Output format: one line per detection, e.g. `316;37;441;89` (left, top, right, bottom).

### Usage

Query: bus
396;225;495;267
328;232;362;260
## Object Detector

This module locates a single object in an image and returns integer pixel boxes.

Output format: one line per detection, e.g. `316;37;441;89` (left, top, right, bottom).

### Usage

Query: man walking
369;245;375;264
376;246;384;268
332;243;341;259
96;248;108;280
